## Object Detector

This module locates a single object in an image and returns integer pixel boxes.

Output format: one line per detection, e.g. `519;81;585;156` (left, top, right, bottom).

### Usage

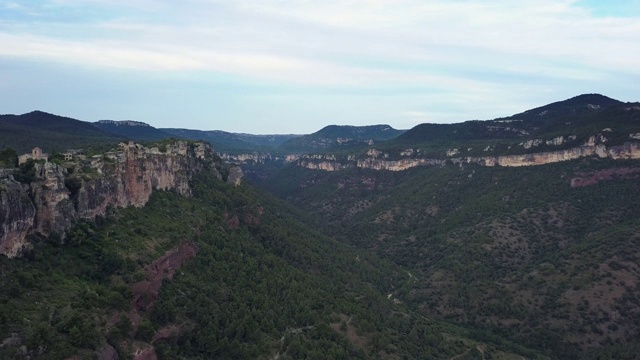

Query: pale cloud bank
0;0;638;132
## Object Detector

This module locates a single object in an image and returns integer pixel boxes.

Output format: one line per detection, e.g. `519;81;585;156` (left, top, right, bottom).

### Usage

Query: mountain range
1;93;640;359
4;93;636;156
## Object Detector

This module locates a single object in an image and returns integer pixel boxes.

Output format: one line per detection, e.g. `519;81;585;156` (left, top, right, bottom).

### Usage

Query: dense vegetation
0;111;298;155
93;121;173;141
388;95;639;157
0;111;124;153
498;93;622;123
161;128;299;153
279;125;406;154
0;147;17;168
0;164;540;359
259;156;640;359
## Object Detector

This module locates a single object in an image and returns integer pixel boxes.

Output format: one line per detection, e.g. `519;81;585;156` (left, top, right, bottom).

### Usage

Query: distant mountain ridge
93;119;172;141
161;128;300;153
2;93;635;159
393;93;625;146
280;124;406;153
0;112;302;154
96;120;152;127
503;93;622;122
0;111;124;153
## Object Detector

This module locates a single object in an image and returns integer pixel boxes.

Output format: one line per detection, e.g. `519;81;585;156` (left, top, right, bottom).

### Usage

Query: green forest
0;164;543;359
259;157;640;359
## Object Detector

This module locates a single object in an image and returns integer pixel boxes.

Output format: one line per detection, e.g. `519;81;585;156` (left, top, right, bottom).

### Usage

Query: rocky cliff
221;152;281;164
0;141;227;257
292;141;640;172
470;141;640;167
0;181;36;257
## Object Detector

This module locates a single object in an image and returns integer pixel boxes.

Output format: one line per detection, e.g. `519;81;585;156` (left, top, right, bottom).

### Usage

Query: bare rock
98;344;119;360
226;166;243;186
0;333;22;348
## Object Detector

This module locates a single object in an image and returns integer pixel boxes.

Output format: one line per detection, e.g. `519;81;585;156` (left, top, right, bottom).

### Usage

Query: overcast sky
1;0;639;134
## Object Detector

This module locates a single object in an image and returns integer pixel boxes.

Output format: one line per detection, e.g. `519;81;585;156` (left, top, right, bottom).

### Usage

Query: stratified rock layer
0;141;221;257
294;142;640;172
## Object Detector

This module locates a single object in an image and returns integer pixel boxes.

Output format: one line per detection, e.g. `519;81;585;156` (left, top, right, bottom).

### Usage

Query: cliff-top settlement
0;141;223;258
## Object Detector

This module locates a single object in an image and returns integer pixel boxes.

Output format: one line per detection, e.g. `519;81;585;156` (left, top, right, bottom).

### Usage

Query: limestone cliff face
356;158;444;171
294;142;640;173
30;162;75;239
221;153;280;164
473;142;640;167
0;141;217;257
298;160;352;171
0;180;36;257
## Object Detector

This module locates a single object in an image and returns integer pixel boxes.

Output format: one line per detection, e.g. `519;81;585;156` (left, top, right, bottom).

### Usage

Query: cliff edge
0;141;231;257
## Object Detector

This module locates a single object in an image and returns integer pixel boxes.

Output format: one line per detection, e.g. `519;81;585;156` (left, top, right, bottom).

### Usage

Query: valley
1;93;639;359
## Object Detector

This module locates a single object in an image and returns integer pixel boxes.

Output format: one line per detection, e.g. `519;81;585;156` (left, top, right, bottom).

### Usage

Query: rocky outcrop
294;142;640;173
31;162;76;238
134;347;157;360
226;166;244;186
357;158;444;171
299;160;352;171
221;153;280;164
474;142;640;167
99;344;119;360
0;180;36;257
446;149;460;157
519;135;578;149
0;141;216;257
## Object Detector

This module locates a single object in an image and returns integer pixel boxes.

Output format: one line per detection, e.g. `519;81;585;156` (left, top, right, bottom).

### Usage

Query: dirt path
272;325;316;359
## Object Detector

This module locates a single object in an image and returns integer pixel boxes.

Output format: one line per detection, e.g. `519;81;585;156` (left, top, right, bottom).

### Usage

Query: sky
0;0;639;134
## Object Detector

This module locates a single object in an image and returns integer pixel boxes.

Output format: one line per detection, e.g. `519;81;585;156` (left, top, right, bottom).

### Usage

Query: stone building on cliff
18;147;48;165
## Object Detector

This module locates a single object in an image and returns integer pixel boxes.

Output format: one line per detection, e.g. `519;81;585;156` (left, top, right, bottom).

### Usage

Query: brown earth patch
330;314;369;351
224;205;264;228
132;241;199;314
152;325;182;344
571;167;640;187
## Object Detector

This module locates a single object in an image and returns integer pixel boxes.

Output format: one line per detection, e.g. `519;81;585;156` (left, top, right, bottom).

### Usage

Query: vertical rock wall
0;141;223;257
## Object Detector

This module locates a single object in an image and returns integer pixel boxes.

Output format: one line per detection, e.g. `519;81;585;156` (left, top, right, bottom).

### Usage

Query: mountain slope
93;120;173;141
260;156;640;359
252;94;640;359
0;111;123;153
162;128;299;153
280;125;405;153
0;161;540;359
391;94;626;148
502;93;622;123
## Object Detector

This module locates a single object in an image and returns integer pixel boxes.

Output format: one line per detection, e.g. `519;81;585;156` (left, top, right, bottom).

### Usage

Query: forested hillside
0;161;537;359
162;128;300;153
280;125;405;153
0;111;123;153
93;120;173;141
260;155;640;359
251;94;640;359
